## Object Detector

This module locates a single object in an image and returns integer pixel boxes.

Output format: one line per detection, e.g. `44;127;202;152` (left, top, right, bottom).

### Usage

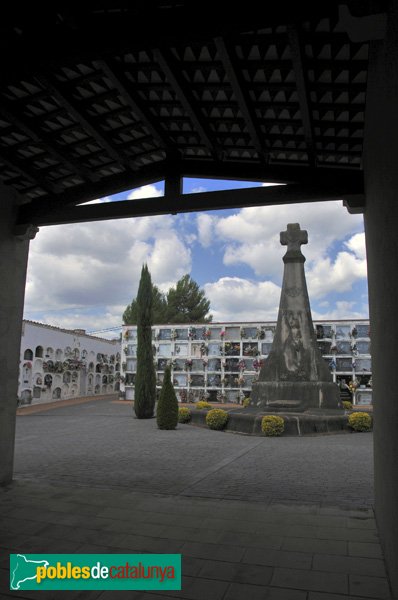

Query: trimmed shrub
342;400;353;410
156;366;178;430
261;415;285;436
196;401;212;410
178;407;191;423
206;409;229;430
242;397;251;408
348;412;372;432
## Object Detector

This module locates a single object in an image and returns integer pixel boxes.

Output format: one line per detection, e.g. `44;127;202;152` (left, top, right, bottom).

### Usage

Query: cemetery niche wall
19;320;121;405
121;319;371;406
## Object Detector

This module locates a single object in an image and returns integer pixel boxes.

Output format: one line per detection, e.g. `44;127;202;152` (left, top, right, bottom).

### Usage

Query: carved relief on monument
280;310;311;381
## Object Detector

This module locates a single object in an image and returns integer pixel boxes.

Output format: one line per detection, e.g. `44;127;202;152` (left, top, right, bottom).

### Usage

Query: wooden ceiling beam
154;47;220;159
16;154;364;218
287;25;316;166
0;102;98;182
215;37;268;163
0;149;61;194
174;158;364;188
92;59;174;155
17;183;365;228
34;74;135;172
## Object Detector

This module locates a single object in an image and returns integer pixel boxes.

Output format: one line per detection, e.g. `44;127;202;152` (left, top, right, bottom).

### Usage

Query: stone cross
280;223;308;253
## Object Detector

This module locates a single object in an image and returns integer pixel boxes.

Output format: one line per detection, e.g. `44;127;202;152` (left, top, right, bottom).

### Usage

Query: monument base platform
188;407;356;436
251;381;340;412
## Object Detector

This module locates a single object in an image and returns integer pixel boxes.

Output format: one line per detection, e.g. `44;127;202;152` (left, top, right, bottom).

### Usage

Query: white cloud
34;307;124;340
191;186;208;194
305;231;368;300
24;185;191;325
204;277;281;322
79;196;113;205
312;301;368;320
214;201;363;274
306;251;367;299
25;186;368;332
205;202;366;298
197;214;216;247
223;241;283;277
148;234;191;284
216;209;271;243
127;184;163;200
345;232;366;259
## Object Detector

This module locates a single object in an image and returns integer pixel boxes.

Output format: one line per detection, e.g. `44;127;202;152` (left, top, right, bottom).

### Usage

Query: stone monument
251;223;340;411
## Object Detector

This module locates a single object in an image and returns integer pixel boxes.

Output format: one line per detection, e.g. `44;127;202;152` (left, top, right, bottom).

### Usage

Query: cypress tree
156;365;179;430
134;264;156;419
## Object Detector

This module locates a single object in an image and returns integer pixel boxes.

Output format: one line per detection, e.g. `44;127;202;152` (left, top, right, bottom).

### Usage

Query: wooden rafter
34;74;135;172
287;25;316;166
0;101;97;183
0;148;60;194
93;59;174;156
154;47;219;159
215;37;268;162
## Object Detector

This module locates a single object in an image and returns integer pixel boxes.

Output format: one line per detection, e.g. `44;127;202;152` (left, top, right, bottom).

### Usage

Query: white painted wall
19;321;121;404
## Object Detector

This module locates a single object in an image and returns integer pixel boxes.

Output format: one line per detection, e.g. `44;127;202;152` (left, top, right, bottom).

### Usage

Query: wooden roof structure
0;2;386;234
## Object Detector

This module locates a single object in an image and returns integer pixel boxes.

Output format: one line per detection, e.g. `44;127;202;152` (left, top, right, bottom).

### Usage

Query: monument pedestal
251;381;341;412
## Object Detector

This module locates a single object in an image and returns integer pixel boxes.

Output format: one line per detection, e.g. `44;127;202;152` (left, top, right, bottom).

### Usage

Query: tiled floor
0;482;391;600
0;398;392;599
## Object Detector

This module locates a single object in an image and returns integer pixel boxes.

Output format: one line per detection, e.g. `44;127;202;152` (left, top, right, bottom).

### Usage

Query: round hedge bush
242;397;251;408
342;400;353;410
206;409;229;430
348;412;372;432
196;401;213;410
178;407;191;423
261;415;285;436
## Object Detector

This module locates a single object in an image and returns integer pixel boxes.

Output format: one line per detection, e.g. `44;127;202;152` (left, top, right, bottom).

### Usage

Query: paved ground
0;397;392;599
12;398;374;506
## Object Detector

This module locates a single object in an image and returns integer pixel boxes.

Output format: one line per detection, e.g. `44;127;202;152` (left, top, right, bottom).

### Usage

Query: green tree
123;274;212;324
166;274;212;323
156;365;179;430
123;284;167;325
134;264;156;419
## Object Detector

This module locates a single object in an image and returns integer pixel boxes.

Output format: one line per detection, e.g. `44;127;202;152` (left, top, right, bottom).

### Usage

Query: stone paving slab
12;397;374;507
0;397;392;599
0;483;392;600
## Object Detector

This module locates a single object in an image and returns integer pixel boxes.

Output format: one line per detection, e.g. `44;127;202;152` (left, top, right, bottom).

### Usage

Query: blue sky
24;178;368;337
